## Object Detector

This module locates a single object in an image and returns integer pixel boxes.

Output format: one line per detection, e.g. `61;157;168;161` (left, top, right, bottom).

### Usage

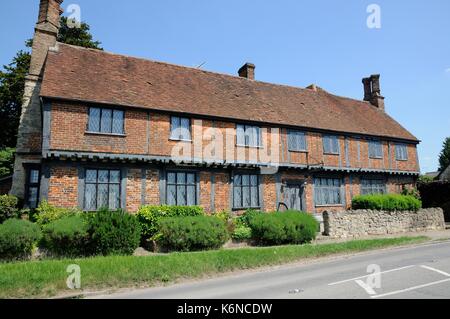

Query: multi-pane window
170;117;191;141
84;169;121;211
395;144;408;161
369;140;383;159
233;174;260;209
166;171;197;206
88;107;124;134
25;168;40;208
323;135;339;154
361;178;386;195
314;178;342;206
288;130;307;152
236;124;262;147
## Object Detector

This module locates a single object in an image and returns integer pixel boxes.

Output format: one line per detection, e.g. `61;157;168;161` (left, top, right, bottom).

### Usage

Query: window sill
232;207;261;211
396;159;408;162
169;138;193;143
315;204;344;208
236;144;264;149
369;156;383;160
289;150;309;154
85;131;126;137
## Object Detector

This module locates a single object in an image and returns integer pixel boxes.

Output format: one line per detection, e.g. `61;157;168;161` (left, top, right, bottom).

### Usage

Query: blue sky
1;0;449;172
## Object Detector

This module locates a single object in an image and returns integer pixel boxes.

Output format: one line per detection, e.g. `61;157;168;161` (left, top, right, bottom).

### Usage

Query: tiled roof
40;43;418;142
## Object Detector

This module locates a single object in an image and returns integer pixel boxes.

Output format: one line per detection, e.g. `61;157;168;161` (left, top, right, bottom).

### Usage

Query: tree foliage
439;137;450;172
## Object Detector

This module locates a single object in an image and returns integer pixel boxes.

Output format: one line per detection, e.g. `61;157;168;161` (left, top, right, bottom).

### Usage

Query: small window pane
234;186;242;208
243;187;251;207
100;109;112;133
234;174;242;186
85;184;97;211
109;184;120;210
97;184;109;208
177;172;186;184
251;186;259;207
98;170;109;183
29;170;40;184
167;172;176;184
177;185;186;205
187;185;196;206
88;108;101;132
187;173;195;185
242;175;250;186
28;187;39;208
181;118;191;140
167;185;176;205
110;170;120;183
236;125;245;145
112;110;124;134
86;169;97;183
250;175;258;187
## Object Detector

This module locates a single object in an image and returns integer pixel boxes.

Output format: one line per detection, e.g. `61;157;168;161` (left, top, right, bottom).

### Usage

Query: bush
88;209;141;256
231;225;252;241
36;201;81;227
41;215;90;257
158;216;228;252
0;219;42;260
248;211;318;246
352;194;422;211
137;205;205;240
0;195;19;223
236;209;262;227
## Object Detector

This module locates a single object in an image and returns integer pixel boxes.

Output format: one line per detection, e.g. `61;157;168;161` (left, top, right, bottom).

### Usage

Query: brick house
11;0;420;216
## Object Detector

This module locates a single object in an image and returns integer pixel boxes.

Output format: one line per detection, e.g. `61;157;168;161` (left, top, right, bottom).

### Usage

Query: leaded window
25;167;40;209
323;135;339;154
233;174;260;209
361;178;386;195
395;144;408;161
88;107;124;134
236;124;262;147
369;140;383;159
84;169;121;211
170;117;191;141
288;130;307;152
314;177;342;206
166;171;197;206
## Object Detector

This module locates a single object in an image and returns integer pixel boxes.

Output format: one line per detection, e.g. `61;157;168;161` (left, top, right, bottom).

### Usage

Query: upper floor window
395;144;408;161
314;177;343;206
84;169;121;211
166;171;197;206
88;107;124;135
233;174;260;209
323;135;339;155
361;178;386;195
236;124;262;147
288;130;307;152
25;167;40;209
170;116;191;141
369;140;383;159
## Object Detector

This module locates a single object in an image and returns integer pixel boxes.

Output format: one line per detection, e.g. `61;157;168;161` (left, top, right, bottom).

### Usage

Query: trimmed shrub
249;211;318;246
231;225;252;241
36;201;81;227
0;219;42;260
352;194;422;211
158;216;228;252
41;215;90;257
137;205;205;240
88;209;141;256
0;195;19;223
237;209;262;227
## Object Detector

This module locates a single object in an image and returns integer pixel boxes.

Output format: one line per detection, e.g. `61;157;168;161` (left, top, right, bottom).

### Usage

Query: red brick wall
47;166;78;208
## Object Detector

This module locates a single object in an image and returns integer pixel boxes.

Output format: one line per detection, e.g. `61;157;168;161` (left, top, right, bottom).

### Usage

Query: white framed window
236;124;262;147
88;107;124;134
170;116;191;141
288;130;307;152
323;135;339;154
395;144;408;161
369;140;383;159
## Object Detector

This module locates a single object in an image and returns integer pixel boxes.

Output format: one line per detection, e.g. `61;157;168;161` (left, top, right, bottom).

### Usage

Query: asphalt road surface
95;241;450;299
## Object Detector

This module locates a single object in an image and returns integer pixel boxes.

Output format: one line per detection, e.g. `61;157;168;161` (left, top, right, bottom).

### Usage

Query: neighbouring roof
40;43;419;142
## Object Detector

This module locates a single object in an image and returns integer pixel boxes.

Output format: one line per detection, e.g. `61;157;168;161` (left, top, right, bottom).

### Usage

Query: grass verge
0;236;428;298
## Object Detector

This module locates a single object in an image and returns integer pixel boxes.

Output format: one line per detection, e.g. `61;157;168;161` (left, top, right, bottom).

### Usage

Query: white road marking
328;265;416;286
355;280;377;295
420;265;450;277
371;278;450;299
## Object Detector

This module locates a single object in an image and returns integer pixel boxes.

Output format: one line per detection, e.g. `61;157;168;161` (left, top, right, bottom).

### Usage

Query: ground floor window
166;171;197;206
84;169;121;211
25;167;40;208
233;174;260;209
360;178;386;195
314;177;342;206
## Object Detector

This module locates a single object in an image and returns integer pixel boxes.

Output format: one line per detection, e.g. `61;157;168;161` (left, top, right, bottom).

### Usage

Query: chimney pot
362;74;385;111
238;63;255;80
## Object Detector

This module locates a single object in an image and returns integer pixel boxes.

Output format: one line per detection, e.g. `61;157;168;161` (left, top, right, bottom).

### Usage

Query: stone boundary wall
323;208;445;238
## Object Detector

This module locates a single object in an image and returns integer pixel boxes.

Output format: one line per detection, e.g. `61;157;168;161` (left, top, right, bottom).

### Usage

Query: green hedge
249;211;318;246
0;219;42;261
88;209;141;256
41;215;90;257
137;206;205;240
35;201;82;227
0;195;19;224
352;194;422;211
158;216;228;252
231;225;252;241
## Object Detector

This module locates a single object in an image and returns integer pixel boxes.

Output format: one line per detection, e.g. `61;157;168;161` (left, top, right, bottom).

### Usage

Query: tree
0;17;102;176
0;148;15;178
439;137;450;171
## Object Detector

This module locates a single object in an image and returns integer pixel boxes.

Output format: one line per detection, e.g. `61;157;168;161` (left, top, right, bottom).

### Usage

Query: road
94;241;450;299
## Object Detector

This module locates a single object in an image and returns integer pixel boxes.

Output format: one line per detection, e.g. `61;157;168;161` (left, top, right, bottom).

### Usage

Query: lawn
0;236;427;298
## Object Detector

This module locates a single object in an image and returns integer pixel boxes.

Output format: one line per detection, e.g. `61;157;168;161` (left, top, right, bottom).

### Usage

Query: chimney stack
362;74;385;111
238;63;255;80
